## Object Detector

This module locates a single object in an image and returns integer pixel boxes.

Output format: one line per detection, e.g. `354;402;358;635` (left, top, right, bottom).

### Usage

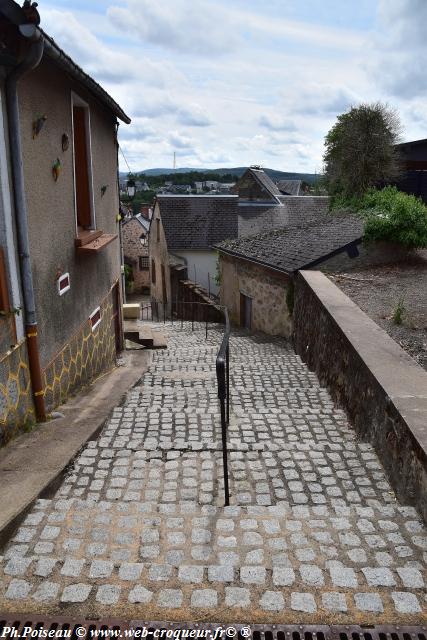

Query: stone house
148;168;331;305
152;195;239;297
0;0;130;442
148;199;172;313
214;215;364;336
122;214;150;294
235;166;330;237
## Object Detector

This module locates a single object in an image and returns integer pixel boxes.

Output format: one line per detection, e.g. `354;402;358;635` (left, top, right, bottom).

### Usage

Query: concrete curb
0;349;152;548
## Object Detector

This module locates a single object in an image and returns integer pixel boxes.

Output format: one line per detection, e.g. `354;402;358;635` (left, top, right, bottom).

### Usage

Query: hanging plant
52;158;62;181
32;115;47;139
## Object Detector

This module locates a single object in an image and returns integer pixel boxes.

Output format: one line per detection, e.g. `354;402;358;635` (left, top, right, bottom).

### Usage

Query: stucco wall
122;218;149;292
149;203;171;310
19;58;121;369
294;270;427;522
173;250;218;295
0;82;24;343
219;254;292;336
43;285;116;412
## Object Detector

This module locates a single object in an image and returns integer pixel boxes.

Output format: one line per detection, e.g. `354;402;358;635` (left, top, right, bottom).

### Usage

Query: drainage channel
0;617;426;640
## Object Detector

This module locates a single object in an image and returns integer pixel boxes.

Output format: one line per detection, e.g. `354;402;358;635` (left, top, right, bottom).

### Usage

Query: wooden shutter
0;248;10;313
73;106;92;228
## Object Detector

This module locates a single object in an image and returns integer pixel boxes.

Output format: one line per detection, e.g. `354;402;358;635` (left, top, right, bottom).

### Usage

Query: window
156;219;160;242
57;273;71;296
139;256;149;270
72;95;94;230
90;306;101;331
151;259;156;284
72;94;118;254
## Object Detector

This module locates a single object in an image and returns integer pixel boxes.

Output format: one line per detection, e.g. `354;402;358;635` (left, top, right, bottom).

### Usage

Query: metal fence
140;299;231;506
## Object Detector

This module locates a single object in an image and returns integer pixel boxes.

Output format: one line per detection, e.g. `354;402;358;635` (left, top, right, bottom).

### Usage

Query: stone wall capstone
293;270;427;522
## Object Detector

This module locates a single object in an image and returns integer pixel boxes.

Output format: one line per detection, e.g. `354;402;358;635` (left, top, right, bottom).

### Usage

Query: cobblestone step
0;322;425;622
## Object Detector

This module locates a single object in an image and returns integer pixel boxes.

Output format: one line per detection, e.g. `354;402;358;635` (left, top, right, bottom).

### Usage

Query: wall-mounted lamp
126;179;136;200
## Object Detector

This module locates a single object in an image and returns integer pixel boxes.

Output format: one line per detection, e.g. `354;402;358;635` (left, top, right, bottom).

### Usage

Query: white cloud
259;115;296;132
133;98;212;127
42;8;174;89
107;0;239;55
286;84;360;116
168;131;195;150
369;0;427;98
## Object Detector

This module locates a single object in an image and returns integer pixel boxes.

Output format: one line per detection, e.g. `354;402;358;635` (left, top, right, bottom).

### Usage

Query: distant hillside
120;167;317;184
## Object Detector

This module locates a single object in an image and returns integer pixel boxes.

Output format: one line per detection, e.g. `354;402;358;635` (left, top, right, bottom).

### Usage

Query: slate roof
247;167;282;199
214;214;363;274
157;196;239;250
276;179;302;196
122;214;150;232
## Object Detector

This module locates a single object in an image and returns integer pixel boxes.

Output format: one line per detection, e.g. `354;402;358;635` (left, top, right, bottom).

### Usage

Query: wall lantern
126;179;136;199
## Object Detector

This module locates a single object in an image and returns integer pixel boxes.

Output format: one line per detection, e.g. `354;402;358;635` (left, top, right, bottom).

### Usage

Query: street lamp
126;179;136;199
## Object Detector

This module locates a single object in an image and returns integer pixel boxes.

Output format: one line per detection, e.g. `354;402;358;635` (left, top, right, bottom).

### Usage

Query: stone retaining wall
175;280;224;323
294;270;427;522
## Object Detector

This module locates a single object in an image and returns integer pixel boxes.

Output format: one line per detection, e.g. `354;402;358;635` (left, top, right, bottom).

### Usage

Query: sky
39;0;427;173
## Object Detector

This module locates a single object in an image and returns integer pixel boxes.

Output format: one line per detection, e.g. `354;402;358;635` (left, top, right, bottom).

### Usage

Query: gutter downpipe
5;26;46;421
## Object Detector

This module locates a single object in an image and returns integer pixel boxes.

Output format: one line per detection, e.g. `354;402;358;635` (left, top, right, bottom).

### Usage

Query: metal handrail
139;298;231;506
215;306;231;506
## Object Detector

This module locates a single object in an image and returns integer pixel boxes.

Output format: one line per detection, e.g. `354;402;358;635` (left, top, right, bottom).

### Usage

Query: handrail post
219;392;230;507
205;304;208;340
191;302;194;331
226;343;230;425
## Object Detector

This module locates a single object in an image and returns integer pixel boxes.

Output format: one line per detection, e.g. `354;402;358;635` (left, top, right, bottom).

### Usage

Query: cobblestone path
1;322;426;622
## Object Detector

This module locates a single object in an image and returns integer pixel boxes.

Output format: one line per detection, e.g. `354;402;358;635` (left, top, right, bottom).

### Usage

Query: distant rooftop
156;195;238;251
276;179;302;196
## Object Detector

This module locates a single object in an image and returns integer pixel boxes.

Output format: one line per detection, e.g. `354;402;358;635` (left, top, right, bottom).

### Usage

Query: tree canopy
323;102;402;201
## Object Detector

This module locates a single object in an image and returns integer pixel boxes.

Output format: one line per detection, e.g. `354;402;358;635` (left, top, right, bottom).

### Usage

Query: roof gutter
5;22;46;421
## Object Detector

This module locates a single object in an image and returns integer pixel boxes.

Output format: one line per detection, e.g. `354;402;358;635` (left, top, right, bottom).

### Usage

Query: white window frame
90;306;101;332
57;272;71;296
71;92;96;233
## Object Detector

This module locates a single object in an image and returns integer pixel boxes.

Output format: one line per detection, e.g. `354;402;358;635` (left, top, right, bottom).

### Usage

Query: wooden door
240;293;252;329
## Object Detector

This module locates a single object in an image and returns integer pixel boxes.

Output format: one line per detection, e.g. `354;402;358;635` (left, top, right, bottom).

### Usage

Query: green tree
324;102;402;203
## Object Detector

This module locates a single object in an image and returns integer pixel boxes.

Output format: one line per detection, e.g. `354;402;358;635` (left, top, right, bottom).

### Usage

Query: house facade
122;214;150;294
214;215;365;337
152;195;238;297
0;1;130;443
149;200;172;312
